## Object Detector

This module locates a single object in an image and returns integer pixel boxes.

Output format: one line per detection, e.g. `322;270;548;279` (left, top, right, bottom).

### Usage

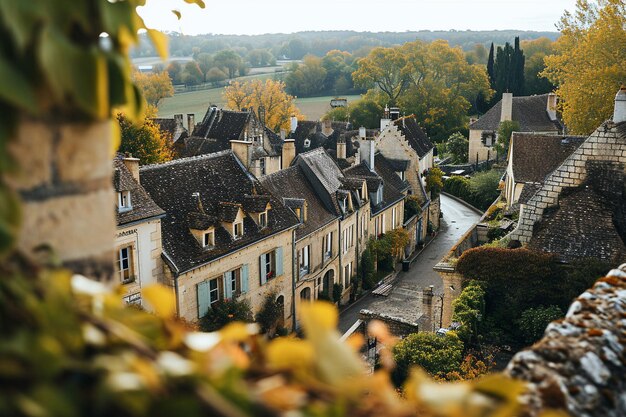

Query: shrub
425;167;444;198
255;292;283;335
404;195;422;222
468;169;502;210
199;298;253;332
517;305;563;345
392;332;464;385
452;280;485;344
360;247;377;290
332;283;343;304
445;132;469;164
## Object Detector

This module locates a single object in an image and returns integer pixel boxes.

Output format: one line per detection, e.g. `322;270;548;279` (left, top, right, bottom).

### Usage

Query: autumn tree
352;47;409;105
542;0;626;134
166;60;183;84
132;69;174;107
223;79;303;132
285;55;327;96
206;67;228;84
117;107;174;165
521;37;556;95
181;61;203;85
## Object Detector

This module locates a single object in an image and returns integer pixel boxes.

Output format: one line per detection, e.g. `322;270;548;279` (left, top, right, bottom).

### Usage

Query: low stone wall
505;264;626;417
439;159;495;175
358;309;419;338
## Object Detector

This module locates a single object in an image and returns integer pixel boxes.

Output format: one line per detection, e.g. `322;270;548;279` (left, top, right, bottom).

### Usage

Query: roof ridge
140;149;232;171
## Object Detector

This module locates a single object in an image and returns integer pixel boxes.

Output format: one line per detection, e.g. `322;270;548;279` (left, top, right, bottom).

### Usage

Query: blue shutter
275;246;284;276
260;254;267;285
223;272;233;299
241;264;249;293
197;281;210;318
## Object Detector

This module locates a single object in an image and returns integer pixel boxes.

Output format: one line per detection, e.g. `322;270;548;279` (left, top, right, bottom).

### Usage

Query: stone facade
6;119;115;280
511;121;626;243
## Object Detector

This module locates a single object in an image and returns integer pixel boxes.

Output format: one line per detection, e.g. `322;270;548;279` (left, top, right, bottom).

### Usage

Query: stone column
5;118;115;280
434;262;465;328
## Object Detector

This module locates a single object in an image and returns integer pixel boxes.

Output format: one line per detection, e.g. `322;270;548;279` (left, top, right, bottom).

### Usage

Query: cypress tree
487;43;495;88
511;37;525;96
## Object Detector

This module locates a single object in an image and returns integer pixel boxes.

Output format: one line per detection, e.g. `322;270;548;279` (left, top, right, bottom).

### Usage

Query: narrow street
338;194;482;333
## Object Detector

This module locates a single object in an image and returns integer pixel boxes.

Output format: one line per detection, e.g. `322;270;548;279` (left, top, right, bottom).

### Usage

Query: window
392;207;397;228
117;191;131;211
208;278;219;305
234;222;243;239
299;245;310;277
340;197;347;213
294;207;301;222
381;213;386;234
482;131;495;147
116;246;134;284
324;232;332;260
397;171;405;181
344;263;352;288
259;212;267;228
342;225;354;254
203;231;214;248
260;158;266;176
260;247;283;284
197;277;224;318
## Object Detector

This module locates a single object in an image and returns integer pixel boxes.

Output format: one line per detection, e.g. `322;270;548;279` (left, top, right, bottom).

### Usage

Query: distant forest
131;30;559;59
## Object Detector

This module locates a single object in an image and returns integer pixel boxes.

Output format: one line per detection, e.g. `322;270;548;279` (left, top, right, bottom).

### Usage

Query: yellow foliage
223;79;303;132
141;285;176;319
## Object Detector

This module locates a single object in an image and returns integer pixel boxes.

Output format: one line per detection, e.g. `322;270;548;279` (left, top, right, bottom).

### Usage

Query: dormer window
397;171;405;181
340;197;347;213
259;211;268;228
260;158;266;176
118;191;132;212
234;222;243;239
203;230;215;248
304;138;311;148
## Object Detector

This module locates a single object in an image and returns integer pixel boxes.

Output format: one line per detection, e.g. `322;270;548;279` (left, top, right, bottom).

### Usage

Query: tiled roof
218;202;242;223
180;137;224;158
113;158;165;226
511;133;586;183
139;151;299;273
151;118;188;143
470;94;563;132
260;165;338;240
518;182;541;205
242;194;271;213
292;121;351;155
392;116;434;158
294;148;346;215
194;108;249;141
374;154;410;194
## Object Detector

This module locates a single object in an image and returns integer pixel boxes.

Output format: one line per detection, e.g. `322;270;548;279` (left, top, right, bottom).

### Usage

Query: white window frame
224;268;240;298
117;246;133;284
209;278;220;305
324;232;332;260
233;221;243;239
117;191;132;212
392;207;397;228
259;212;267;228
344;263;352;288
203;230;214;248
299;245;310;277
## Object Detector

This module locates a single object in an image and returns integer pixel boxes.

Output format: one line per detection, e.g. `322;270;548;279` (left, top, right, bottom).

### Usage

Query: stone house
375;115;437;242
139;150;300;328
504;133;586;208
290;119;352;156
180;106;284;178
469;92;563;163
151;113;191;154
259;163;342;324
510;88;626;263
113;156;166;305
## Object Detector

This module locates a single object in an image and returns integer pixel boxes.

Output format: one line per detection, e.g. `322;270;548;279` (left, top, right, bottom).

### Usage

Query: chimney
174;114;183;127
501;92;513;122
230;140;252;170
546;93;558;121
187;113;195;134
614;86;626;124
290;115;298;133
122;154;140;183
380;105;391;132
337;139;346;160
359;126;366;139
359;138;375;172
280;129;286;141
282;139;295;169
390;107;400;121
322;119;333;137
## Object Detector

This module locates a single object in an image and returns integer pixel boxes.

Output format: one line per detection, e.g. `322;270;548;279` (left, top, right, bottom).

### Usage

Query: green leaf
172;10;181;20
99;0;137;42
0;55;37;113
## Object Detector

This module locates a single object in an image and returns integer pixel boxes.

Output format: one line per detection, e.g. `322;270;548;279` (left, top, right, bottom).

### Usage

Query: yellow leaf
299;301;337;334
219;322;256;342
266;338;314;371
141;285;176;318
172;10;181;20
147;29;168;61
184;0;206;8
110;119;120;157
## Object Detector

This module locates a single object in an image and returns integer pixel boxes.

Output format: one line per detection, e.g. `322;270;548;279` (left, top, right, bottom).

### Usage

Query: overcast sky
138;0;577;36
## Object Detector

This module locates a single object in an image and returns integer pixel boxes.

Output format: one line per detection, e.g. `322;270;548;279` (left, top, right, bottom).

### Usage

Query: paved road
338;194;482;333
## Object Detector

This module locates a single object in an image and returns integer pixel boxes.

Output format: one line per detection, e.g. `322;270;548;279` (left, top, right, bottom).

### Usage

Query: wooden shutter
260;254;267;285
223;272;233;299
241;264;249;293
275;247;284;276
197;281;210;318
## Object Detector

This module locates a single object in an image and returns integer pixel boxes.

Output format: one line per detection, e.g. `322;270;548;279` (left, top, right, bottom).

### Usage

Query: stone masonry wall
505;264;626;417
359;309;420;338
511;121;626;243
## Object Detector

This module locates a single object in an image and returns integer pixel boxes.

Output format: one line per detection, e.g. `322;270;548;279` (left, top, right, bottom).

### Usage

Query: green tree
195;52;214;80
452;280;486;344
468;169;502;210
206;67;228;84
392;332;464;385
214;50;242;79
285;55;327;96
352;47;409;105
517;305;563;345
486;43;495;87
495;120;520;158
521;38;556;95
181;61;204;85
199;298;254;332
445;132;469;163
255;292;283;335
542;0;626;134
166;60;183;84
360;247;376;290
117;109;174;165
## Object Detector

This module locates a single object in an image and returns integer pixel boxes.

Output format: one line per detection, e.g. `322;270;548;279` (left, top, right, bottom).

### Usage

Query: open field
159;90;361;121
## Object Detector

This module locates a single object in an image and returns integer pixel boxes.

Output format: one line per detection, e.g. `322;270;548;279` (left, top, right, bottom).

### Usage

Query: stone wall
358;309;420;338
505;264;626;417
511;121;626;243
5;119;115;280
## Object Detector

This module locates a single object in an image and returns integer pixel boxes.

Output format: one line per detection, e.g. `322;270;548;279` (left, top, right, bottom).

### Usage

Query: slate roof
139;151;299;273
151;118;188;144
511;133;586;183
260;165;338;240
470;94;563;133
291;121;351;155
392;116;434;158
518;182;541;205
113;158;165;226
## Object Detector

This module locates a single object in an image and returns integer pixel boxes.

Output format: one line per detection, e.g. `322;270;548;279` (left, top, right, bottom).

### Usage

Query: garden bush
199;298;253;332
517;305;563;345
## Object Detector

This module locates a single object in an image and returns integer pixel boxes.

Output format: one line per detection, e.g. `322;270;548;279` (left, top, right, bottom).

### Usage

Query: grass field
158;89;361;121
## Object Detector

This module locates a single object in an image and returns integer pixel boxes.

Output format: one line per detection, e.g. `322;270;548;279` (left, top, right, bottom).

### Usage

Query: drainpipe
291;228;297;330
354;206;360;295
173;273;180;318
337;217;343;300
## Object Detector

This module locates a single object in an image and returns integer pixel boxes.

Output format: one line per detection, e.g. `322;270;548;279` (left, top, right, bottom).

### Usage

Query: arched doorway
276;295;285;328
321;269;334;299
300;287;311;300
